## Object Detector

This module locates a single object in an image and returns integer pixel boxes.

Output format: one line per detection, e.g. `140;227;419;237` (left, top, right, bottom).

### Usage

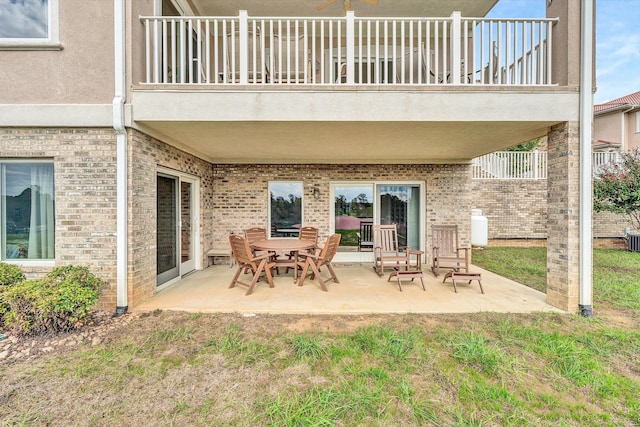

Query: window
1;161;55;261
636;111;640;133
269;182;303;237
330;181;424;262
0;0;60;50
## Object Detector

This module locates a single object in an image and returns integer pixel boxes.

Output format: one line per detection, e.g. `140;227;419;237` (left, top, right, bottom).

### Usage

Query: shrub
3;265;102;336
594;149;640;231
0;262;26;287
0;262;26;327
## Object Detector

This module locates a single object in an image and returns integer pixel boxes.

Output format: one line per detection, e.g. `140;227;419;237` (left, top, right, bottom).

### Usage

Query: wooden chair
357;221;373;251
228;234;276;295
244;227;267;246
431;224;470;277
373;224;410;277
286;226;318;272
298;234;341;291
245;227;278;272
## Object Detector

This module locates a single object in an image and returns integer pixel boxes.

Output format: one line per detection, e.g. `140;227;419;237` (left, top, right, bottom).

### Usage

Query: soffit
188;0;499;18
135;120;552;164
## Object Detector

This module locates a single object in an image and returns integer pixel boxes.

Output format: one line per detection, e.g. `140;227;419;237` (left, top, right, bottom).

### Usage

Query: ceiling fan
316;0;379;12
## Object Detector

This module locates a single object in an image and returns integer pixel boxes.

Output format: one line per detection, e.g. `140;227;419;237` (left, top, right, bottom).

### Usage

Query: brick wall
471;176;630;240
0;127;118;309
0;127;476;310
546;121;581;312
128;129;215;308
213;163;473;261
471;180;547;239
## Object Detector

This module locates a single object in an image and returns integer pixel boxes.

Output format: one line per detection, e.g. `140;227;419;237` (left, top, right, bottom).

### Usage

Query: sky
0;0;48;39
487;0;640;104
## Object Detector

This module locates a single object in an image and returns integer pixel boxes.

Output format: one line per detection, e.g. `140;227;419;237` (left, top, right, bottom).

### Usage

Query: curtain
28;164;55;259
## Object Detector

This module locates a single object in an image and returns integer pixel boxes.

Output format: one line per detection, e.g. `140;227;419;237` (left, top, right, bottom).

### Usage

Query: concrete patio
134;264;563;315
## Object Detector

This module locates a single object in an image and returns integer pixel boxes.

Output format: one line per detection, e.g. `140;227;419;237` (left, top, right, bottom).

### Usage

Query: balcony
131;10;578;164
140;11;557;87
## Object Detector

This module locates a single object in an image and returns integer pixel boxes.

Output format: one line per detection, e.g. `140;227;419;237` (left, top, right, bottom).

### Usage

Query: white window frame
0;159;55;266
330;180;425;263
0;0;61;50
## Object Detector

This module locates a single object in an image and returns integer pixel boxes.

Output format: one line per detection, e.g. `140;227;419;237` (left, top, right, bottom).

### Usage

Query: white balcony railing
472;151;548;180
140;11;558;86
473;151;624;180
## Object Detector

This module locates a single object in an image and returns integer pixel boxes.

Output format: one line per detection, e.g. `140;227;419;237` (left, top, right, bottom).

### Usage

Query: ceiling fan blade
360;0;379;5
316;0;338;11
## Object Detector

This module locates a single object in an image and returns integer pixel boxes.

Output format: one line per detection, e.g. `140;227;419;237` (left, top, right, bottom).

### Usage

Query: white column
579;0;594;316
450;11;461;84
239;11;248;84
346;11;355;84
114;0;128;315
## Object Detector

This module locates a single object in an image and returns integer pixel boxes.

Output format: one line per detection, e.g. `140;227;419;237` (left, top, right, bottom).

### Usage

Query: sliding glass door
331;181;423;262
157;171;199;287
157;174;179;285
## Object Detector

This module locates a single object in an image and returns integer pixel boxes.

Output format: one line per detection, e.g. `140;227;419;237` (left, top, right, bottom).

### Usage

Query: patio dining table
251;239;315;284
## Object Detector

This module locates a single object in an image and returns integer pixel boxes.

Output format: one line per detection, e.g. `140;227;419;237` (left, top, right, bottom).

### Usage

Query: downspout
114;0;128;316
579;0;594;317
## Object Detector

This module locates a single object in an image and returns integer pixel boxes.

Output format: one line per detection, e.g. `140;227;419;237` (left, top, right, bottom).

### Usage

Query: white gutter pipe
579;0;594;317
114;0;128;316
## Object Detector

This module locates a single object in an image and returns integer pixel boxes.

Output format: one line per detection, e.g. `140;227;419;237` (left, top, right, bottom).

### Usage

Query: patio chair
357;220;373;251
298;233;341;291
431;224;469;277
244;227;267;245
228;234;276;295
245;227;278;272
285;226;318;272
373;224;411;277
271;32;311;83
224;27;268;83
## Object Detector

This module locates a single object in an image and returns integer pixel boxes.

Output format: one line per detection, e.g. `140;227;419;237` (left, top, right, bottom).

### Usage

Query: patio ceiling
136;120;552;164
188;0;499;18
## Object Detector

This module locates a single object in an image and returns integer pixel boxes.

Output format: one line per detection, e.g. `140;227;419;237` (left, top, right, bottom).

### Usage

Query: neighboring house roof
592;139;622;149
594;90;640;114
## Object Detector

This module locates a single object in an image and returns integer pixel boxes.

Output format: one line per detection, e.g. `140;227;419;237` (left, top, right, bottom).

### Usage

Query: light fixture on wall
313;187;320;199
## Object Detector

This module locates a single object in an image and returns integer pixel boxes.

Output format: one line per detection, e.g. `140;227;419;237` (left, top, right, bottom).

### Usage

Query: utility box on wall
628;233;640;252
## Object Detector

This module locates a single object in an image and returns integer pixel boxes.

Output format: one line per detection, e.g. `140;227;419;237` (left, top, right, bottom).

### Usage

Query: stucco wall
626;112;640;150
594;111;622;144
0;1;115;104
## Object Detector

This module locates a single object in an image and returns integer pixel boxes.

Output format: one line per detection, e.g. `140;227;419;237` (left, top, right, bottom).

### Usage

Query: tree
506;137;540;152
593;149;640;231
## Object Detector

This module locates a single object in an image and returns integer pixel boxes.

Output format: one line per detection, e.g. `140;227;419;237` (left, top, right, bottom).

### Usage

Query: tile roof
594;90;640;113
593;139;621;147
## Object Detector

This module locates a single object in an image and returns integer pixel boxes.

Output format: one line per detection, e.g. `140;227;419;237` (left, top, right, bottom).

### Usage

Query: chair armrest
251;251;276;262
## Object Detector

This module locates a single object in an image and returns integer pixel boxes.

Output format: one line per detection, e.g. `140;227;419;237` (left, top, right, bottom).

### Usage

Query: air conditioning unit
628;233;640;252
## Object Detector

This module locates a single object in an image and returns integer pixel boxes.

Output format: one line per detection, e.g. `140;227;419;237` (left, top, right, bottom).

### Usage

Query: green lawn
1;248;639;426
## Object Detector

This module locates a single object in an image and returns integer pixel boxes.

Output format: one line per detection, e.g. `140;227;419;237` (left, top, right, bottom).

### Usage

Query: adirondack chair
373;224;411;277
298;233;341;291
228;234;276;295
431;224;470;277
357;221;373;251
